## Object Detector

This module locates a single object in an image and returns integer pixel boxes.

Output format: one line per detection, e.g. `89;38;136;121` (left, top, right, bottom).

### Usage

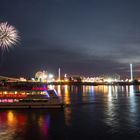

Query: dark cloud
0;0;140;77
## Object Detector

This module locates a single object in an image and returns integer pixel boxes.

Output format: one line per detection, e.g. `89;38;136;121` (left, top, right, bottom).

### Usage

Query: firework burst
0;22;19;52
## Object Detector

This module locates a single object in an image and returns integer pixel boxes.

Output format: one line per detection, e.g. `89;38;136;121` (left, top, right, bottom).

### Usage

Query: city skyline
0;0;140;77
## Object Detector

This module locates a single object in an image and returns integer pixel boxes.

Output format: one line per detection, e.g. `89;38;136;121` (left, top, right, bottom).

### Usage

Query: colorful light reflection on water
0;85;140;139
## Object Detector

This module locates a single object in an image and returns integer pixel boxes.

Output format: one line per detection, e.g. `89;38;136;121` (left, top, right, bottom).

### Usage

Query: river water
0;85;140;140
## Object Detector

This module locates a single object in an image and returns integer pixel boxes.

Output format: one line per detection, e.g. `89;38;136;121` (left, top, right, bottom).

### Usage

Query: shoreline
1;81;140;86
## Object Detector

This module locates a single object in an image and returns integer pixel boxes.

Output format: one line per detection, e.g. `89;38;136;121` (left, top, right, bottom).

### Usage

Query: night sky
0;0;140;78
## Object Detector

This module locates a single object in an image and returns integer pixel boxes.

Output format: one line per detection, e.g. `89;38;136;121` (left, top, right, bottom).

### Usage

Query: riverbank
0;81;140;88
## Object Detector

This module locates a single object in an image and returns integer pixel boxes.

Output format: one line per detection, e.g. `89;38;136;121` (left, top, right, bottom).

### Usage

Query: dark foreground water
0;85;140;140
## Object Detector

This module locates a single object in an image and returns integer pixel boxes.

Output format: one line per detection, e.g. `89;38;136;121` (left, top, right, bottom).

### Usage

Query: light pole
130;64;133;81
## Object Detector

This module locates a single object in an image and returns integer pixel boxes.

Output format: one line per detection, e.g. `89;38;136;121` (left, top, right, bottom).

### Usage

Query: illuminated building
35;71;48;82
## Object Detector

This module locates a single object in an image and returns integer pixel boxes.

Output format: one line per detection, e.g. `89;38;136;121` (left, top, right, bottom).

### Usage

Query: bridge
0;76;20;82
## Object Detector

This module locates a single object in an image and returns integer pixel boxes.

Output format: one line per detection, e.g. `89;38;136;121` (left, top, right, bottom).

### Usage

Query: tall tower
130;64;133;81
58;68;61;81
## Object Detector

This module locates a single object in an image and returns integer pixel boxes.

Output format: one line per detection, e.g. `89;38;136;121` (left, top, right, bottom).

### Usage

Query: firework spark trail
0;22;19;52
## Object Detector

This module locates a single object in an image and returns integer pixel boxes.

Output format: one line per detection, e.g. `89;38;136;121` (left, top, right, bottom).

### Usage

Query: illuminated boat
0;89;64;109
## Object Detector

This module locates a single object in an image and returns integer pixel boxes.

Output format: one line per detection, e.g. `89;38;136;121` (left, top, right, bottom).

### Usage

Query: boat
0;89;64;109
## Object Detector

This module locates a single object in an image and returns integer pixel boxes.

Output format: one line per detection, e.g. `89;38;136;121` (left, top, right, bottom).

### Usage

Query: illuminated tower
130;64;133;81
58;68;61;81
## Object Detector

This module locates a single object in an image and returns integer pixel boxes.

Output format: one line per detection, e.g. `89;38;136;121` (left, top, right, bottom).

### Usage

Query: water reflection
0;85;140;139
98;85;140;134
0;110;27;140
0;110;51;140
7;111;16;125
128;86;137;126
105;86;120;132
64;85;70;105
64;107;72;126
38;115;50;135
57;85;61;96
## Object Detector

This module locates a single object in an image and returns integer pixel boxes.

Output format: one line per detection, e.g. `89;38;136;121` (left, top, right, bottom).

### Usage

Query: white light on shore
130;64;133;81
48;74;53;79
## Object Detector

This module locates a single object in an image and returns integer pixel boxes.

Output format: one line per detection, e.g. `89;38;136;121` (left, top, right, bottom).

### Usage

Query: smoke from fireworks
0;22;19;52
